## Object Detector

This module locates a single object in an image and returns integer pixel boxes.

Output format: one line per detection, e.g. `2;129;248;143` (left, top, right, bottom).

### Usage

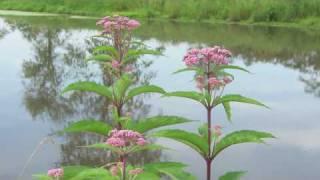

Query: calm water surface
0;15;320;180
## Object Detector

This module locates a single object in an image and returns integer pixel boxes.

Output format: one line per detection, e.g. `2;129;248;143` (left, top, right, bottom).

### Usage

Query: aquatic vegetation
33;16;274;180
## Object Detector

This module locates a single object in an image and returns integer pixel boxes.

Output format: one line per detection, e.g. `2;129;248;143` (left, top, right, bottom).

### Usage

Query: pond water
0;15;320;180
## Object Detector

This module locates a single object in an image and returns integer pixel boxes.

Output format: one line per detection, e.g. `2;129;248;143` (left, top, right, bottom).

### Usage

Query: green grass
2;0;320;28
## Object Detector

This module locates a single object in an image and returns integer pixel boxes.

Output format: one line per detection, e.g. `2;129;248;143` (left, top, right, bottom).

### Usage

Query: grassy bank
1;0;320;28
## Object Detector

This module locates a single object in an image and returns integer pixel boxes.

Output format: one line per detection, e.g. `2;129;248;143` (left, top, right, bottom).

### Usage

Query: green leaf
198;123;209;141
32;174;50;180
125;49;161;59
135;172;160;180
152;129;208;156
222;102;232;122
59;120;111;136
113;74;133;101
173;67;204;75
70;168;115;180
33;166;92;180
213;94;269;108
84;143;119;152
131;144;167;153
217;65;250;73
126;85;165;101
93;45;118;58
62;81;112;99
144;162;195;180
164;91;206;106
219;171;247;180
63;166;91;179
87;54;113;63
127;116;192;133
214;130;275;157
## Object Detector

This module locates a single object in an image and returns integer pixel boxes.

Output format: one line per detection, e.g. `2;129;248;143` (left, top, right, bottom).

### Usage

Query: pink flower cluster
106;129;147;147
183;46;232;66
47;168;63;177
97;16;140;33
196;75;232;90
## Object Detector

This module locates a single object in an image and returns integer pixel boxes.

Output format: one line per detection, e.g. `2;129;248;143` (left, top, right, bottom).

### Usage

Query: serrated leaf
213;94;269;108
144;162;195;180
131;144;167;153
70;168;115;180
217;65;250;73
63;166;91;179
84;143;119;152
59;120;111;136
173;67;204;75
222;102;232;122
135;172;160;180
93;45;118;58
214;130;275;157
62;81;112;99
219;171;247;180
126;116;192;133
87;54;113;62
164;91;206;106
126;85;165;101
152;129;208;156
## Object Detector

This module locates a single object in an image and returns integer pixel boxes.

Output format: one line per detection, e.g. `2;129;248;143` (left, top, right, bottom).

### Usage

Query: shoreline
1;9;320;30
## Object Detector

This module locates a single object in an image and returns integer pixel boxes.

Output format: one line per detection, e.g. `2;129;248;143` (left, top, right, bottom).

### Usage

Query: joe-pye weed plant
153;46;275;180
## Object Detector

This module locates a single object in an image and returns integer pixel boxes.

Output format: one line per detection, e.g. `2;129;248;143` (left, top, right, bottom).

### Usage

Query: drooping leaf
70;168;115;180
126;85;166;101
164;91;206;106
126;116;192;133
214;130;275;157
62;81;112;99
152;129;208;156
216;65;251;73
222;102;232;122
86;54;113;63
213;94;269;108
113;74;133;101
219;171;247;180
59;120;111;136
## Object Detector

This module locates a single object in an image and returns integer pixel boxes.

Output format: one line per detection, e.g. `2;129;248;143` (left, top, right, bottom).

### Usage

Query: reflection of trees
136;21;320;97
5;17;162;167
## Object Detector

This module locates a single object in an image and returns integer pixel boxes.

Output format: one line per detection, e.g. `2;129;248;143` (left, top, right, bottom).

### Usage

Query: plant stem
122;155;127;180
207;107;212;180
206;158;212;180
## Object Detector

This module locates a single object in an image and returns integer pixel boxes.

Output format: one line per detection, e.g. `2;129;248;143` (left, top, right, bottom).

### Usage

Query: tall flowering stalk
154;46;275;180
34;16;195;179
95;15;140;77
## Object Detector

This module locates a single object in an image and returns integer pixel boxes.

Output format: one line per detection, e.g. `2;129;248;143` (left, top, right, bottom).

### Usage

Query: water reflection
4;16;162;169
1;15;320;179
